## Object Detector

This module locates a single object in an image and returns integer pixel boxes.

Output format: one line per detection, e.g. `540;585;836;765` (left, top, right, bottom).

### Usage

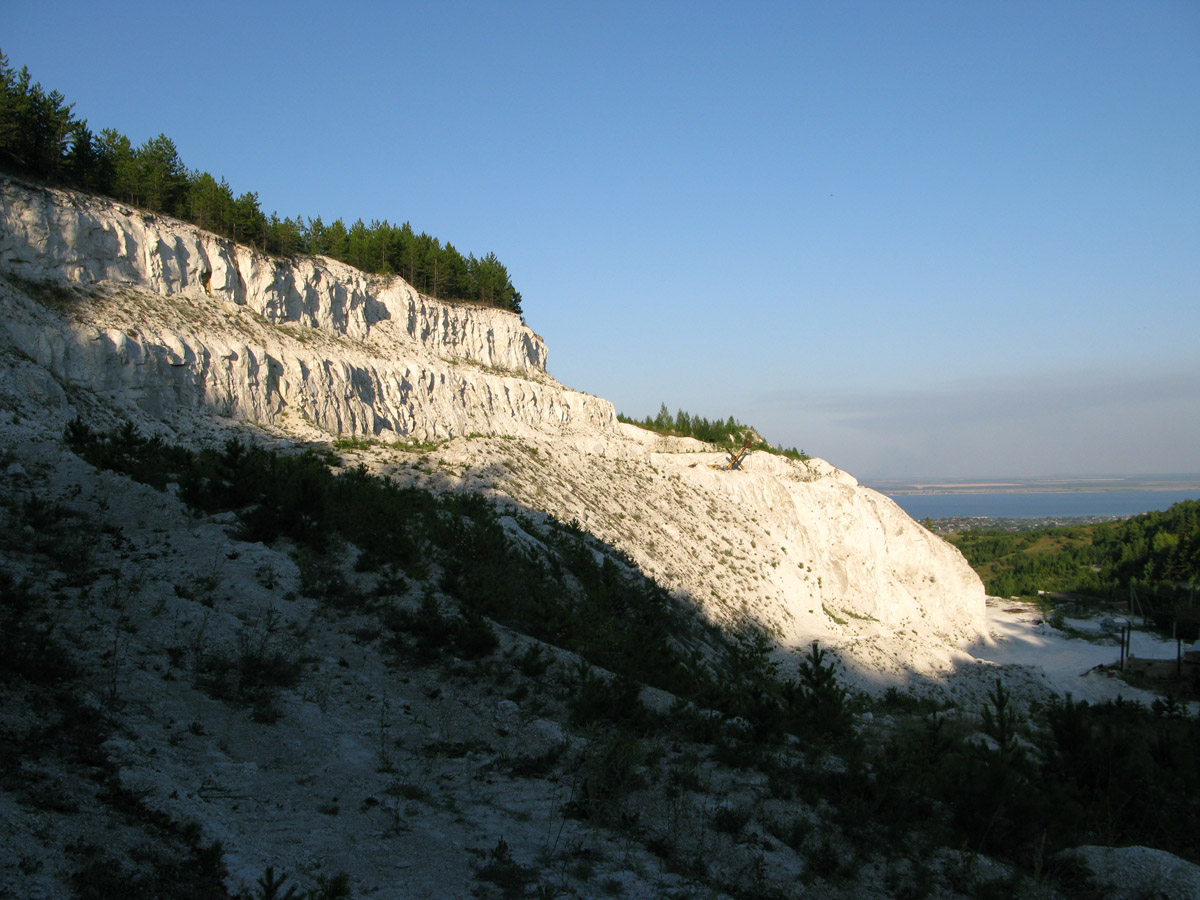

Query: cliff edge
0;176;613;440
0;176;986;677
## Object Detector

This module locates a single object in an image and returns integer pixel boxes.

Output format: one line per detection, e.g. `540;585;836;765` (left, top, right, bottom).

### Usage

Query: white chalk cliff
0;177;608;440
0;176;986;676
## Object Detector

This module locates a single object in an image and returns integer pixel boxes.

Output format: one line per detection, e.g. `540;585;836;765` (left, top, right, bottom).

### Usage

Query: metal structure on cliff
710;439;753;471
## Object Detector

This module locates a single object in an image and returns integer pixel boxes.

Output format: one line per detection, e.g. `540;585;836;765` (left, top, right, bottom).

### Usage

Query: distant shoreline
880;486;1200;521
868;475;1200;496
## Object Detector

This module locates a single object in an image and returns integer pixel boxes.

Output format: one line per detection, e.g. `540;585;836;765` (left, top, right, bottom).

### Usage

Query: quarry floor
969;598;1195;707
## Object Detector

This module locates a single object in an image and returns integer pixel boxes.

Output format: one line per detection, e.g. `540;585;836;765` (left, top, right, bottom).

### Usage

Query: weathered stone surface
0;176;986;664
0;177;609;440
1058;845;1200;900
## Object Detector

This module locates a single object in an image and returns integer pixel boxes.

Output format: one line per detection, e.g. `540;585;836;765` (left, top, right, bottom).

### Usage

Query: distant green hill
947;499;1200;617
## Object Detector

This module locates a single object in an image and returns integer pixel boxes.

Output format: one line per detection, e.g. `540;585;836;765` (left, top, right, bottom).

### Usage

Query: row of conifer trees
0;51;522;313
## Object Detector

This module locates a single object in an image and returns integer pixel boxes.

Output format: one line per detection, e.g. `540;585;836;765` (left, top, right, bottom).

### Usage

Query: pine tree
136;133;188;215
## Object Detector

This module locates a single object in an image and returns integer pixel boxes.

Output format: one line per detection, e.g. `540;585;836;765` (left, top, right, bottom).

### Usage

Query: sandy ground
970;598;1196;707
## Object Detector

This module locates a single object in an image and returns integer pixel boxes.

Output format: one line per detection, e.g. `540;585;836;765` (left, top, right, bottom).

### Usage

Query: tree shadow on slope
72;418;1200;893
846;647;1200;877
61;417;860;753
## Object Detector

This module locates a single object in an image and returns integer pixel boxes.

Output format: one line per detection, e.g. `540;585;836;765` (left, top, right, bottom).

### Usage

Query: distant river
883;489;1200;520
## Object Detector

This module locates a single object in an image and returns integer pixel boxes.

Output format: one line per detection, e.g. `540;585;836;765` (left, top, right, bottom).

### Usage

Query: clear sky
6;1;1198;479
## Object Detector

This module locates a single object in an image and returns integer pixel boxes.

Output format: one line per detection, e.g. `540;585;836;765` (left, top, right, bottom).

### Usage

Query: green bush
566;661;646;728
385;594;498;663
0;571;77;685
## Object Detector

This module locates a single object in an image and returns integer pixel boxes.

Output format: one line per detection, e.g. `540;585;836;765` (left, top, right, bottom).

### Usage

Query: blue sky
6;1;1198;478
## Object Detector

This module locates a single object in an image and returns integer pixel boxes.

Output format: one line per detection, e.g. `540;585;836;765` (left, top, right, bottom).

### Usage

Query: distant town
924;515;1130;535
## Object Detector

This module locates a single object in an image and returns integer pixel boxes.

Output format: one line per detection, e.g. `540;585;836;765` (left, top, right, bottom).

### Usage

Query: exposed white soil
0;175;990;685
0;430;990;900
2;177;1197;900
970;599;1193;707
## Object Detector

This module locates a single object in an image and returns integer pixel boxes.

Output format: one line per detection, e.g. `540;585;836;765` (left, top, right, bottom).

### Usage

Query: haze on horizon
6;1;1198;481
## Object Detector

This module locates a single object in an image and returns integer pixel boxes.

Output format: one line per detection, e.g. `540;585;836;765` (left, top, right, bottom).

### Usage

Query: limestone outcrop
0;176;609;439
430;428;987;672
0;176;986;667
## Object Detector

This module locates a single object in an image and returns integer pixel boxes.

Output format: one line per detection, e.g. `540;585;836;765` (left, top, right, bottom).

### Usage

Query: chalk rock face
466;427;986;654
0;176;986;660
696;454;984;640
0;177;611;439
1057;846;1200;900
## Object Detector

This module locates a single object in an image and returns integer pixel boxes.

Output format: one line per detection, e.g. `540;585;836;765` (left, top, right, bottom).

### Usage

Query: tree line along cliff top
620;403;811;461
0;50;522;314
